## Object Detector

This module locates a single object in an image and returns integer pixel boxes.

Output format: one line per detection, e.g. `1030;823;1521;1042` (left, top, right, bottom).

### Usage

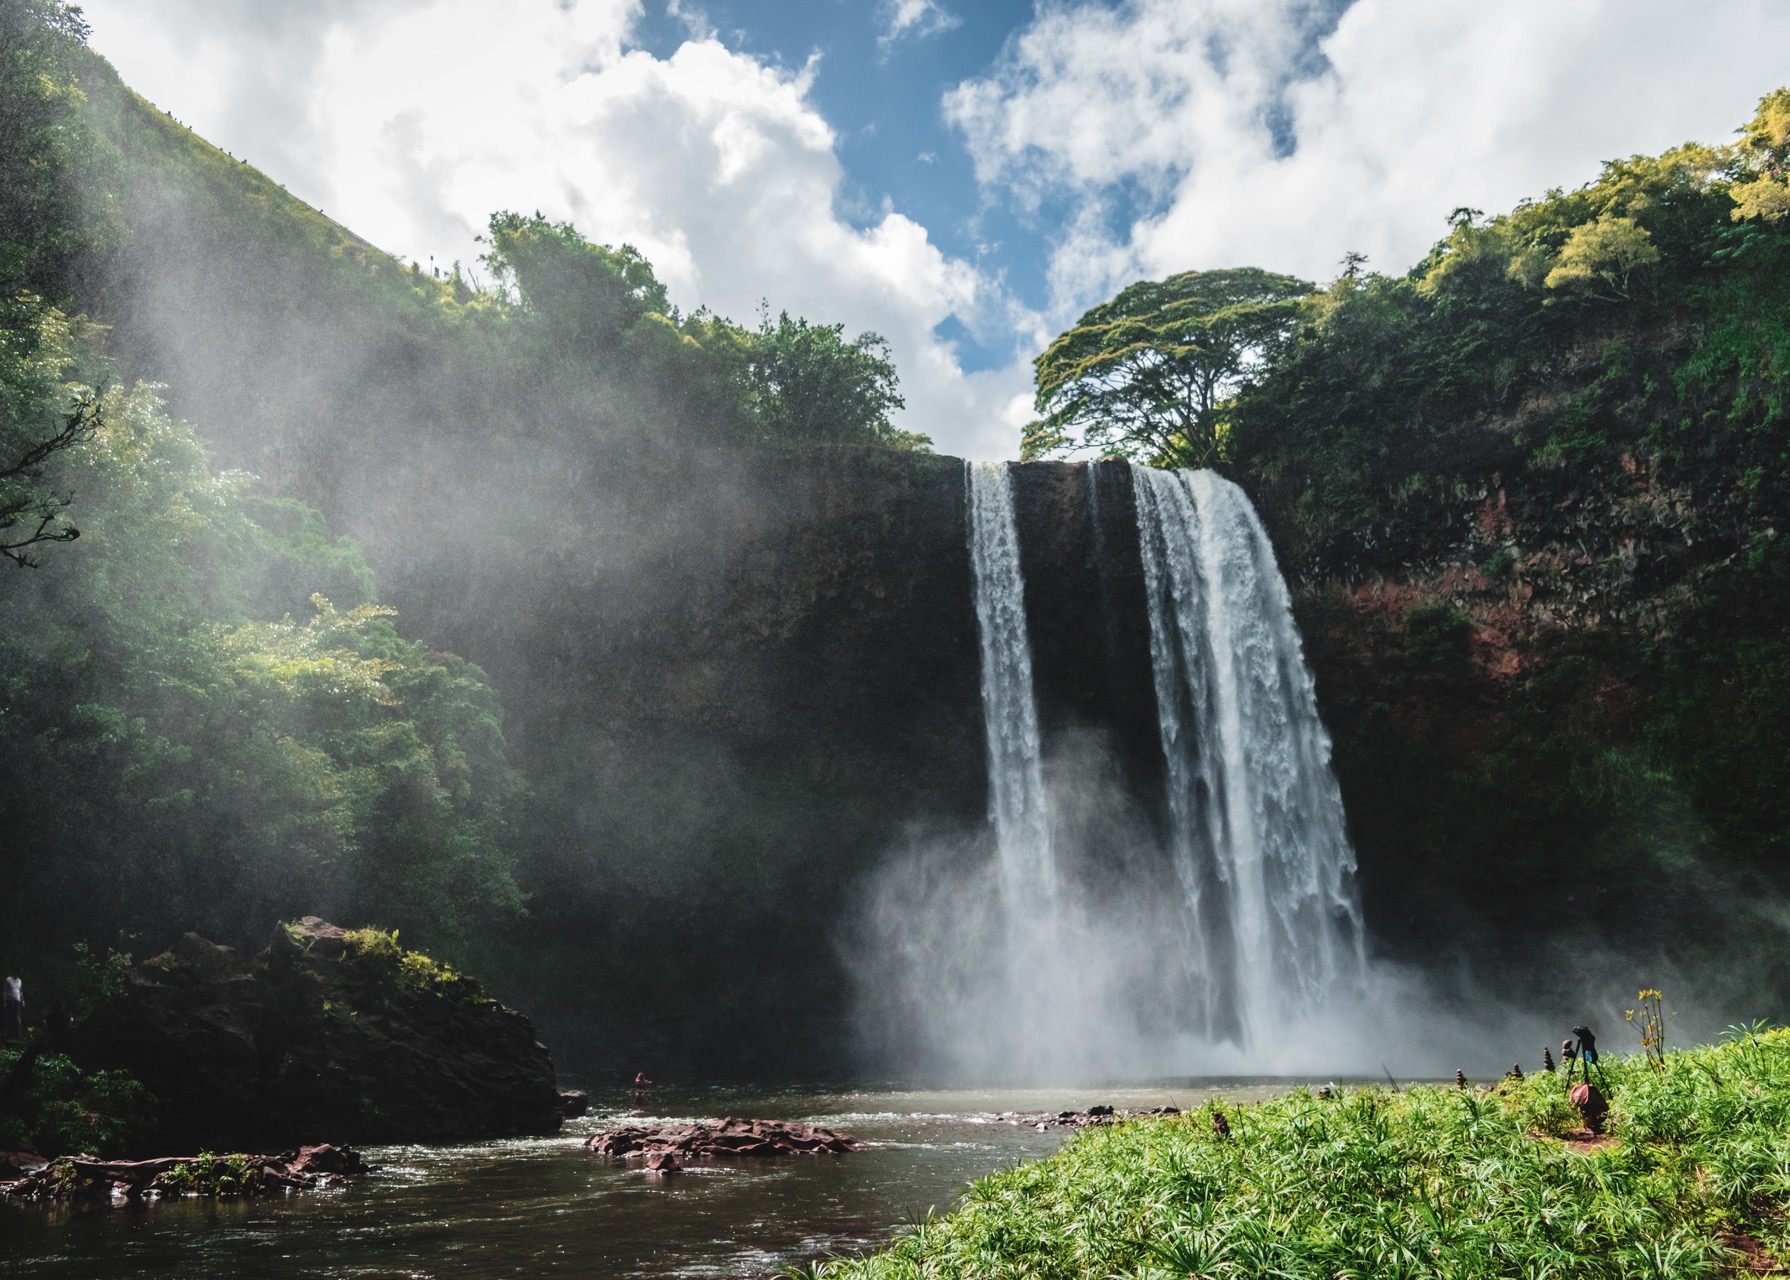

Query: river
2;1080;1291;1278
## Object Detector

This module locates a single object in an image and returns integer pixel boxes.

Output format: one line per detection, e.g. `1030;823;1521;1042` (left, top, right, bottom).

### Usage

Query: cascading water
1132;465;1365;1048
964;461;1056;917
860;460;1366;1079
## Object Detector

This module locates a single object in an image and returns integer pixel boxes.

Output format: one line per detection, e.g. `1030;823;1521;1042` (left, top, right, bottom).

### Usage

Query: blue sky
631;0;1042;371
74;0;1790;458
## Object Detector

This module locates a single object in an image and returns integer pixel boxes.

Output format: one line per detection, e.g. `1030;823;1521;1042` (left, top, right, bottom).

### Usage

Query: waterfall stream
906;460;1364;1075
965;461;1056;917
1132;466;1365;1047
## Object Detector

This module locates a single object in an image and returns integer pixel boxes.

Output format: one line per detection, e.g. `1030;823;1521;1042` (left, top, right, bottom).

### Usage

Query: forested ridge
1029;88;1790;998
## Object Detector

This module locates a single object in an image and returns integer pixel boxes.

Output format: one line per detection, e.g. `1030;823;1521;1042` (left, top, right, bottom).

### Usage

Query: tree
746;310;920;450
482;212;668;356
1024;267;1312;466
1543;213;1661;300
1730;87;1790;223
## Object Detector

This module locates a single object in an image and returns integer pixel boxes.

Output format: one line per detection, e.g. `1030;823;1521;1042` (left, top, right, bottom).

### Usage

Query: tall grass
817;1028;1790;1278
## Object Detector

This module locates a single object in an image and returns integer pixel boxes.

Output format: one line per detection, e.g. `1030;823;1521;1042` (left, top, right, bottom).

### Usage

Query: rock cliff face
1236;340;1790;1006
69;919;563;1149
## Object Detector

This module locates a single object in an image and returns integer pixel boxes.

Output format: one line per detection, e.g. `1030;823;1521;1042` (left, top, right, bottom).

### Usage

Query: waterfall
965;461;1055;916
1132;465;1365;1048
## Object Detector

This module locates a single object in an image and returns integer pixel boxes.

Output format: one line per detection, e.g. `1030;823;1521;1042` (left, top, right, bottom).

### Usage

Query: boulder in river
66;918;564;1149
558;1089;590;1117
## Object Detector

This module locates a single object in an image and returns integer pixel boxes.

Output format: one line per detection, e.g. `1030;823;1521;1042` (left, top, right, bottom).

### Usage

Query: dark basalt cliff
1238;336;1790;1010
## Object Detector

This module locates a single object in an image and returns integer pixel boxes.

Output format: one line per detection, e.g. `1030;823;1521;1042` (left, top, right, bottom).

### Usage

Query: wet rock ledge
586;1117;866;1164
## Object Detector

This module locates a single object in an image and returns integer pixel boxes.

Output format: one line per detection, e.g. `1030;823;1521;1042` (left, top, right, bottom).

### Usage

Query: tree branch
0;391;100;568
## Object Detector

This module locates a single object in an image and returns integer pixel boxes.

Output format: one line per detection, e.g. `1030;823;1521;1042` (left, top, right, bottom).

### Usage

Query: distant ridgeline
6;0;1790;1075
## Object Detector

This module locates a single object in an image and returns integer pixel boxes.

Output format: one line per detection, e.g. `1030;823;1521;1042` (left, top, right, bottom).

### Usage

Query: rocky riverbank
3;1143;365;1202
996;1104;1182;1132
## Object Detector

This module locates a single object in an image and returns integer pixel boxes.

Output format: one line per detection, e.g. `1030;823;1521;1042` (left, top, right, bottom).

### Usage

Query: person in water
631;1071;653;1107
2;976;22;1041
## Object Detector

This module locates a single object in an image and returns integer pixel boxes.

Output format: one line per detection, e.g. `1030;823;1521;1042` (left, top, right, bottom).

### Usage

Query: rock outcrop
3;1143;364;1201
585;1117;866;1160
67;918;563;1150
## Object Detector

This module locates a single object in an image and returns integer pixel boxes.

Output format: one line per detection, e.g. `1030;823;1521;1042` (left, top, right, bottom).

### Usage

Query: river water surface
2;1081;1296;1278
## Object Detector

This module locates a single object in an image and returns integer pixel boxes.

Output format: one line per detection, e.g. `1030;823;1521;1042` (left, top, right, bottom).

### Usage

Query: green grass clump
818;1029;1790;1279
0;1050;153;1158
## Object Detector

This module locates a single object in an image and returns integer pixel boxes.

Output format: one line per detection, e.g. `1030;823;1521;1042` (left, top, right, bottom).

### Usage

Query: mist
845;733;1790;1084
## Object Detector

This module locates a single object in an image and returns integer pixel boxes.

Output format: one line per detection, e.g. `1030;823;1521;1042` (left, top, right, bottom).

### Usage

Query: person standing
2;976;22;1041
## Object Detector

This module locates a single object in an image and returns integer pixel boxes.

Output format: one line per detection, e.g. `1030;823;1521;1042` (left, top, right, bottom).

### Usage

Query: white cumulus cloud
949;0;1790;314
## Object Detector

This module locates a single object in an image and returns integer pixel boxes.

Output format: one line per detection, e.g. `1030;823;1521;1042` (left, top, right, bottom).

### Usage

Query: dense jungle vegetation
1031;87;1790;993
0;0;922;1005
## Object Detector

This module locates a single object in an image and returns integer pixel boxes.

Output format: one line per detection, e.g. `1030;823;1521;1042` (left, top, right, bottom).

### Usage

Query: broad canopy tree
1023;267;1313;467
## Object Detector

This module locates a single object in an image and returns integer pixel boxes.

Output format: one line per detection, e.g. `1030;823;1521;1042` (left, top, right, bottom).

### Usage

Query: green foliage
0;1049;153;1157
1730;88;1790;223
0;0;122;300
1026;267;1312;467
1543;213;1661;300
485;211;668;356
0;330;523;957
339;925;490;1004
0;14;530;950
822;1033;1790;1279
481;212;921;451
745;309;916;449
0;299;102;564
67;940;131;1017
156;1151;258;1197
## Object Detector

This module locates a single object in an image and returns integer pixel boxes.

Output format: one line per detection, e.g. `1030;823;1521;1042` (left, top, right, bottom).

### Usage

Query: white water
854;462;1370;1079
1132;466;1365;1048
964;461;1055;918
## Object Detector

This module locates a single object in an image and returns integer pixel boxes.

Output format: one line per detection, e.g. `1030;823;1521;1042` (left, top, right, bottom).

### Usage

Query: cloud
879;0;961;51
949;0;1790;311
79;0;1023;458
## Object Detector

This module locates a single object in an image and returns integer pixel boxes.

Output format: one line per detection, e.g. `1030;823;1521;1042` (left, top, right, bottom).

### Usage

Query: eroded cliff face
1242;340;1790;1007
